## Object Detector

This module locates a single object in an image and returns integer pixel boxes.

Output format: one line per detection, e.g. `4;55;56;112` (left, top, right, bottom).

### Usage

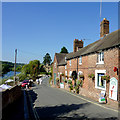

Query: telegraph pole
14;49;17;84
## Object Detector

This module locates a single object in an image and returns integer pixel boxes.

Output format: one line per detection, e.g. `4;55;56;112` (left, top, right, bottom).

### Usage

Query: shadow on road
35;104;118;120
28;89;118;120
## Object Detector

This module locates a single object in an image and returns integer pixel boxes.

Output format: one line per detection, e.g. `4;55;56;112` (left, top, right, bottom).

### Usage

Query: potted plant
64;79;67;83
68;79;72;85
88;73;95;81
79;74;84;80
74;85;79;94
56;77;60;88
101;75;110;83
61;73;64;76
69;84;73;92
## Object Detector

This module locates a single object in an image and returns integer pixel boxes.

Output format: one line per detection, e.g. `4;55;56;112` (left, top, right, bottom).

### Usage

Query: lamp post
14;49;17;85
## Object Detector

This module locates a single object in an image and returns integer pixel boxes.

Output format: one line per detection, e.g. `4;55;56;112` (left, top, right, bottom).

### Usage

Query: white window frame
96;52;104;64
65;71;67;76
78;71;83;80
54;63;56;68
65;57;66;62
69;71;72;77
95;70;106;90
79;56;82;65
69;60;71;66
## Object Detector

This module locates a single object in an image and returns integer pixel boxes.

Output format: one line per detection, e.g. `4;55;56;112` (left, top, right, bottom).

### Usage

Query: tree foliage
60;46;68;53
43;53;52;65
40;64;46;72
22;60;40;80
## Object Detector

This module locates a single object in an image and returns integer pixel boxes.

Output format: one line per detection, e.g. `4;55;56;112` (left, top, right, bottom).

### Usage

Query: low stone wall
2;85;22;109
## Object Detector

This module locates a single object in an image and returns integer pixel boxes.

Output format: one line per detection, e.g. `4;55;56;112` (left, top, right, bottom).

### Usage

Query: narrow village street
27;77;119;120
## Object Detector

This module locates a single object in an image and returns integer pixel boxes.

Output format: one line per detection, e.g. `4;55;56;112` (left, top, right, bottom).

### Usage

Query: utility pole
14;49;17;84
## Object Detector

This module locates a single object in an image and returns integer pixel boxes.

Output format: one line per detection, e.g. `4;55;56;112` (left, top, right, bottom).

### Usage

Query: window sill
96;62;104;65
79;63;82;65
95;86;106;91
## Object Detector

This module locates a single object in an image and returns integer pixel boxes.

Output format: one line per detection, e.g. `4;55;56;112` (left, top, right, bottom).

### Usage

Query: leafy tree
21;60;40;81
29;60;40;78
43;53;52;65
22;64;30;76
17;73;27;82
40;64;46;72
60;46;68;53
2;64;11;75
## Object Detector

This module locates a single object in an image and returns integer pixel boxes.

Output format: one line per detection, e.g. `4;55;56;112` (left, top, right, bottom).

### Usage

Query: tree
43;53;52;65
60;46;68;53
22;64;30;76
40;64;46;72
22;60;40;80
29;60;40;78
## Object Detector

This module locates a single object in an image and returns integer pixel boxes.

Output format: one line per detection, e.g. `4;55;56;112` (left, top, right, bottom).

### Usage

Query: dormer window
97;52;104;64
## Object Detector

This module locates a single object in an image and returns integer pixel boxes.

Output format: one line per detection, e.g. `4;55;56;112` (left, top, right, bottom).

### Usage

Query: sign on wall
109;77;118;101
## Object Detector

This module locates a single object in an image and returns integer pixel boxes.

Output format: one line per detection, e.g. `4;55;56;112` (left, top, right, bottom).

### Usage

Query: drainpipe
77;57;78;79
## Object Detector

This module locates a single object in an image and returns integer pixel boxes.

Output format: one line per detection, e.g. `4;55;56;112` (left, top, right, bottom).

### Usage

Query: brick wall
84;48;119;103
58;66;65;82
53;47;119;105
53;55;58;85
67;58;77;78
119;48;120;104
2;85;22;109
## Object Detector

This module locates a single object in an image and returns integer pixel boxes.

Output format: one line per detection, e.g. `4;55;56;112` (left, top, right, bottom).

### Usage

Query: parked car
21;80;29;88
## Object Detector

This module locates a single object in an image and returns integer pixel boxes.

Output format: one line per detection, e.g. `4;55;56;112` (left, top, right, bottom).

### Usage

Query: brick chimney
73;39;83;52
100;18;109;38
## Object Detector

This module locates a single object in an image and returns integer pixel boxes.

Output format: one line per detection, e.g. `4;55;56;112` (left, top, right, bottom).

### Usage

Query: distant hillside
0;61;25;76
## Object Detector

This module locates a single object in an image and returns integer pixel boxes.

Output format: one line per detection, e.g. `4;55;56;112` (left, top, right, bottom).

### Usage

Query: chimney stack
100;18;109;38
73;39;83;52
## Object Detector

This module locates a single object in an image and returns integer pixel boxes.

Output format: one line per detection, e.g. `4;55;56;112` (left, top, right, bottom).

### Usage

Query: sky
2;2;118;64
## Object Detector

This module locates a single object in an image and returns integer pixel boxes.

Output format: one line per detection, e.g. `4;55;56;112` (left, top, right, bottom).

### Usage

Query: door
54;73;56;85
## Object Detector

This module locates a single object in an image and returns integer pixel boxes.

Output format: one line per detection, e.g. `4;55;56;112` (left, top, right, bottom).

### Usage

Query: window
69;71;72;77
65;57;66;62
54;63;56;68
79;56;82;65
95;70;106;90
69;60;71;66
97;52;104;64
65;71;67;76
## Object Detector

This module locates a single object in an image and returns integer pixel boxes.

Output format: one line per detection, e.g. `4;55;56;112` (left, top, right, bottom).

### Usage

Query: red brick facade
53;47;119;104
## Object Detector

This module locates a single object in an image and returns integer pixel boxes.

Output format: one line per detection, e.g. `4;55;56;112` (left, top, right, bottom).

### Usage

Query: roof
66;29;120;60
55;53;67;66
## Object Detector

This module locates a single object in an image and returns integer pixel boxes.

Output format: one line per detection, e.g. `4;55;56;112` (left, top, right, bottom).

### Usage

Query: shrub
69;84;73;90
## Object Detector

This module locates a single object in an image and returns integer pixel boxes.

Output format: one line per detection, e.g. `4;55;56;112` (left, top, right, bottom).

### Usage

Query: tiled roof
55;53;67;66
66;29;120;60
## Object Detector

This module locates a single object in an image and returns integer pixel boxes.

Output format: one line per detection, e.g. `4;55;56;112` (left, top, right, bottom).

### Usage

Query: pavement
27;77;119;120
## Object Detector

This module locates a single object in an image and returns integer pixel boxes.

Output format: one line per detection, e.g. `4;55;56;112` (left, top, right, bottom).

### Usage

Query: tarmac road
28;77;119;120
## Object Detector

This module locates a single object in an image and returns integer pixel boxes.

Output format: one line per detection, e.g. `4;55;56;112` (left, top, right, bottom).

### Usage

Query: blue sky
2;2;118;64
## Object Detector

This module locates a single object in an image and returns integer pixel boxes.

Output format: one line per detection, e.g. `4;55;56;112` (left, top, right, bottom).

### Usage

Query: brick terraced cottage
53;18;120;105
